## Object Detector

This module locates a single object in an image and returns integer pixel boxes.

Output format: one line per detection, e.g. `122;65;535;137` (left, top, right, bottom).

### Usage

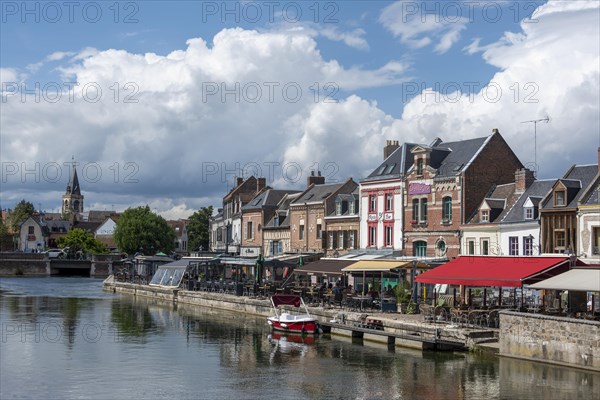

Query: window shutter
343;230;348;249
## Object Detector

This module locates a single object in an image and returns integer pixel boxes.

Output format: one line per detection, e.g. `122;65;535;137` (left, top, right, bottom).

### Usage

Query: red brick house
403;129;523;259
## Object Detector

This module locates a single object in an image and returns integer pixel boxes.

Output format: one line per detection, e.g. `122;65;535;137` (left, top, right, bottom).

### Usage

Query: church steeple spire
62;157;84;216
65;157;81;195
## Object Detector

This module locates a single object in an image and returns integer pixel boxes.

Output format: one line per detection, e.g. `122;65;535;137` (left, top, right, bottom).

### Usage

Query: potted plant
394;281;411;313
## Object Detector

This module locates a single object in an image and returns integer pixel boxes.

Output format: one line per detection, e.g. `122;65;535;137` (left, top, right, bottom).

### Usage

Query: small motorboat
267;294;319;334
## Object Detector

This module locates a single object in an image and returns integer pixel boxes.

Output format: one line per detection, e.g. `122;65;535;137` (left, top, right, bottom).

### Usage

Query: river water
0;277;597;400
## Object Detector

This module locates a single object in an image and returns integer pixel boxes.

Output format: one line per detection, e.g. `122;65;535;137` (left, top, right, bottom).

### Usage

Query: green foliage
394;280;411;304
56;228;108;254
114;206;176;255
8;199;35;233
187;206;213;252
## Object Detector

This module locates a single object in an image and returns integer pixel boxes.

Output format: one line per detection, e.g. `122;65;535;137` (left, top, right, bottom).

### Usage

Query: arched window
442;196;452;222
413;240;427;257
436;240;446;257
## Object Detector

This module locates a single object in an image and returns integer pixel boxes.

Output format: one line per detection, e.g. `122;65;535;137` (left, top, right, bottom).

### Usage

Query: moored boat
267;294;319;334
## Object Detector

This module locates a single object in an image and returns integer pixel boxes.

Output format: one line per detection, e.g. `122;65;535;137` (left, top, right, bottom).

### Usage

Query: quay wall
105;280;487;351
0;252;121;277
0;253;48;275
500;311;600;371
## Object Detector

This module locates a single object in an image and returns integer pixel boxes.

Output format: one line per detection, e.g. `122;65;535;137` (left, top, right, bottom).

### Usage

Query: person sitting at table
367;286;379;300
347;284;356;295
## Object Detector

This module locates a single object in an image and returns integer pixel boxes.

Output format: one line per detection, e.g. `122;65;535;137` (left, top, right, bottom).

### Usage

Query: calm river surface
1;277;598;400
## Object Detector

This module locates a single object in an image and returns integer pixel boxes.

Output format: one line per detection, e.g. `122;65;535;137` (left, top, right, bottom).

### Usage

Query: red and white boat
267;294;319;334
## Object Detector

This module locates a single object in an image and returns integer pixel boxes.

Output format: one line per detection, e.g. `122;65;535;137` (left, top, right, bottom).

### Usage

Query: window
442;196;452;222
594;227;600;255
316;223;322;240
348;200;355;215
369;195;376;212
246;221;253;240
436;240;446;256
481;239;489;255
417;158;423;175
481;210;489;223
414;240;427;257
28;226;34;235
216;228;223;242
523;236;533;256
328;232;334;250
420;198;428;223
509;236;519;255
555;231;565;250
299;224;304;240
273;215;279;227
385;225;393;246
524;207;534;220
348;231;355;249
555;191;566;206
412;199;419;222
338;231;344;249
468;240;475;255
368;225;376;247
336;201;342;215
385;193;393;212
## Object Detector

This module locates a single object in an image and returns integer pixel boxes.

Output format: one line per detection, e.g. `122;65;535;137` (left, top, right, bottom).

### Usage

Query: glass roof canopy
149;266;187;287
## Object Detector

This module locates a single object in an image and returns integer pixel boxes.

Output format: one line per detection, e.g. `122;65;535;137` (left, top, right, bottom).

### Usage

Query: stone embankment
103;278;496;352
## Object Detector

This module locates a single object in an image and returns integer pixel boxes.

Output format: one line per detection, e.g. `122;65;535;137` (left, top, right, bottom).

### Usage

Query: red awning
271;294;302;307
415;256;575;287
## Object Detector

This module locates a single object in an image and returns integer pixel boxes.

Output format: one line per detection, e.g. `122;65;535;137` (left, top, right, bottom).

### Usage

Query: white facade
19;217;45;251
359;180;404;250
578;207;600;263
461;225;500;256
95;218;116;236
499;223;542;256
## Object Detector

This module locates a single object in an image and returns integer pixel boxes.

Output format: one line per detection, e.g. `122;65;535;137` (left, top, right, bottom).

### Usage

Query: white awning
528;268;600;292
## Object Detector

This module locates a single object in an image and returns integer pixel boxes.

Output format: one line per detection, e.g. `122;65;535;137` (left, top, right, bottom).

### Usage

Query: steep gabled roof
242;189;300;211
361;143;416;182
292;182;347;205
541;165;597;210
581;176;600;205
502;179;556;223
434;135;490;178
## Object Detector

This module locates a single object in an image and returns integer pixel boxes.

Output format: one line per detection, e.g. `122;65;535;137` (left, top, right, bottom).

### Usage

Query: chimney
257;177;266;192
515;168;535;193
383;140;400;160
307;170;325;187
492;128;499;135
236;177;243;186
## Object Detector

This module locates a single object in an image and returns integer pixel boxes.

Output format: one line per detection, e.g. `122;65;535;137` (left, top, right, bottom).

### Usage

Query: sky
1;0;599;219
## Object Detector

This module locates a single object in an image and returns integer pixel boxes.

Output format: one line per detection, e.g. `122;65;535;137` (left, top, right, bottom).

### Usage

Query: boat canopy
271;294;302;307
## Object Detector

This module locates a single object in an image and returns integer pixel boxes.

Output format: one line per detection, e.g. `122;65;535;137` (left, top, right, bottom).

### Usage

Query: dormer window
273;215;279;227
336;201;342;215
524;207;534;220
348;200;355;215
416;158;424;175
481;210;489;223
555;191;566;206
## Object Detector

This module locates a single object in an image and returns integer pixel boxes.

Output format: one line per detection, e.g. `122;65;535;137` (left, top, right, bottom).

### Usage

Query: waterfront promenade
103;277;599;372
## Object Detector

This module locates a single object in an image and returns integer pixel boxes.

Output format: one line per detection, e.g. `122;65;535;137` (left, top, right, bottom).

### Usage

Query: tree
8;199;35;233
56;228;108;254
114;206;176;255
187;206;213;252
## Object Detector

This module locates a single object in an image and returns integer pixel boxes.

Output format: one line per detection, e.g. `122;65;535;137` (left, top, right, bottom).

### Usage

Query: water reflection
1;277;598;400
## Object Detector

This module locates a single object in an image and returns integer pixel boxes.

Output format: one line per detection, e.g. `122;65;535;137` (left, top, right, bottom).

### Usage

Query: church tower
62;161;84;216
